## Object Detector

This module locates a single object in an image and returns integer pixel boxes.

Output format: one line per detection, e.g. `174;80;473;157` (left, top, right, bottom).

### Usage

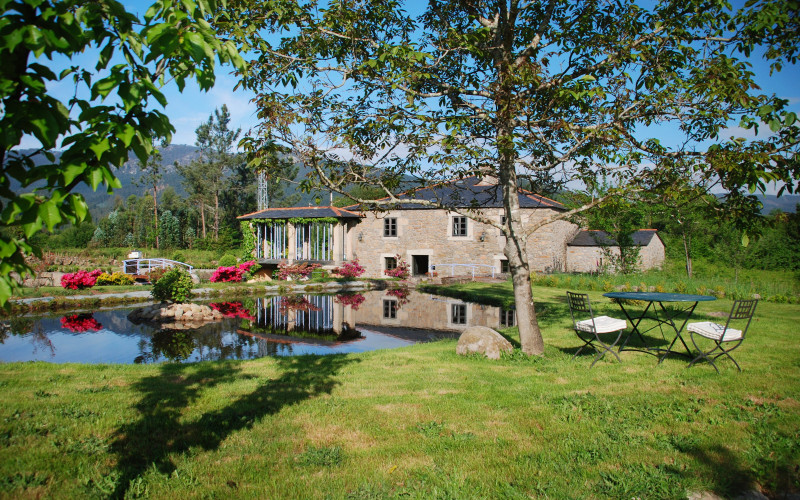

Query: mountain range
7;145;799;221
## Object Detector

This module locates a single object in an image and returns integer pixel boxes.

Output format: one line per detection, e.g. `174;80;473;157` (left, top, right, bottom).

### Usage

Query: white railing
122;258;193;275
430;263;497;278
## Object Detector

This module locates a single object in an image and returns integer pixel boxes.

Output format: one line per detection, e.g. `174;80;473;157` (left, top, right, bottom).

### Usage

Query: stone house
238;176;665;277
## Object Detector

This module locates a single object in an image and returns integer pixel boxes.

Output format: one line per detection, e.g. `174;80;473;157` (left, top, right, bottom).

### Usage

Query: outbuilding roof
568;229;662;247
237;206;362;220
344;176;566;211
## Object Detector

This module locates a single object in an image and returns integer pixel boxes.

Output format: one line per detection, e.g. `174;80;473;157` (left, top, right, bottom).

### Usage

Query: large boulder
128;303;223;330
456;326;513;360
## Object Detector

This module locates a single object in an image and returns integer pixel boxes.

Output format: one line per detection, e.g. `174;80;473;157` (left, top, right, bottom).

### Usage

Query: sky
18;0;800;194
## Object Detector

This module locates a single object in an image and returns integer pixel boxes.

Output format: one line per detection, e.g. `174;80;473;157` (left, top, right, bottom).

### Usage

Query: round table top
602;291;717;302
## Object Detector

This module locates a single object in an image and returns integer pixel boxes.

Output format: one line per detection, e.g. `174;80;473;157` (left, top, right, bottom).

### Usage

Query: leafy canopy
0;0;245;307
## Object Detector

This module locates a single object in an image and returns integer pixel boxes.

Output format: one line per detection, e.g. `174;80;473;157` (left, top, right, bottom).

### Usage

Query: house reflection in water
236;290;516;352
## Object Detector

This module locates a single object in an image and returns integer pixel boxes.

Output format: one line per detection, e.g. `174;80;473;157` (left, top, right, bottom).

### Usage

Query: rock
456;326;513;360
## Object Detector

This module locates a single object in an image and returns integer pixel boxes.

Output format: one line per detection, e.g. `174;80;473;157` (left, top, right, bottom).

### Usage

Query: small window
383;299;398;319
384;218;397;237
451;303;467;325
500;308;515;328
500;259;510;273
452;216;468;237
385;256;397;271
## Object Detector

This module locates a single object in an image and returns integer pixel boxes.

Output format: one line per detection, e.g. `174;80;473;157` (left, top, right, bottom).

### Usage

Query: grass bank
1;285;798;499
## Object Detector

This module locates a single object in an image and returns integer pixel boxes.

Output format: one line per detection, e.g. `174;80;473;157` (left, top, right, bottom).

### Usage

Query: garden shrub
171;252;185;263
60;269;103;290
210;261;257;283
333;259;365;278
218;254;237;267
95;272;134;286
146;267;168;283
151;268;194;303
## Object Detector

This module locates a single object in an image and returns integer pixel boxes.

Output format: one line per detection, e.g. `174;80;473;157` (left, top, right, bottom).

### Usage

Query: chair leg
688;337;743;373
589;332;623;368
572;338;592;360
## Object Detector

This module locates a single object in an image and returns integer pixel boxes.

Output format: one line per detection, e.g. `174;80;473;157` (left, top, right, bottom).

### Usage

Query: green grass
0;284;798;499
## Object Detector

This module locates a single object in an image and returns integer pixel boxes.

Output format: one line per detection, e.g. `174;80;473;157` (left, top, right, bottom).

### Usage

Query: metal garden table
602;292;716;363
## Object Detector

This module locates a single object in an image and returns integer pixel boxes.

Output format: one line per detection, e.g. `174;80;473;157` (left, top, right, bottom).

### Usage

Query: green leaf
741;233;749;247
38;201;62;231
769;118;782;133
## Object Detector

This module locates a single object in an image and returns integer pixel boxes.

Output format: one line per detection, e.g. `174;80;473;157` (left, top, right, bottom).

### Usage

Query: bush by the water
333;259;366;278
210;261;257;283
60;269;103;290
151;268;194;303
95;272;135;286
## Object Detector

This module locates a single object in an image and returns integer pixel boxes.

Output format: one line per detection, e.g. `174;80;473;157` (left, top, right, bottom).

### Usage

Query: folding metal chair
567;291;627;368
687;299;758;373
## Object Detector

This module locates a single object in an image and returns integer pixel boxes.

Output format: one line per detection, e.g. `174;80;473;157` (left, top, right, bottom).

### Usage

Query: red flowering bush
210;261;258;283
274;261;321;281
384;256;410;280
334;293;366;310
60;314;102;332
333;259;365;278
209;301;255;320
60;269;103;290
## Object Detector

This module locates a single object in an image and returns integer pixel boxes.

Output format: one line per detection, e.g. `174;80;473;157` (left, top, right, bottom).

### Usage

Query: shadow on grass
110;354;356;499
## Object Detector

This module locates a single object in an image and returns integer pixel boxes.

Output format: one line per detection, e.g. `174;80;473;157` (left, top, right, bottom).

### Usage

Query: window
452;216;468;237
500;308;515;328
383;299;398;319
451;303;467;325
384;217;397;237
500;259;510;273
385;256;397;271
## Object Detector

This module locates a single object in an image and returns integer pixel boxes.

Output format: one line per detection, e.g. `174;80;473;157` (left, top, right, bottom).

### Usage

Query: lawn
0;284;798;499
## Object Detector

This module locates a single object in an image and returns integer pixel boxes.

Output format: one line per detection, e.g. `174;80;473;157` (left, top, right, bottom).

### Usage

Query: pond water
0;290;515;364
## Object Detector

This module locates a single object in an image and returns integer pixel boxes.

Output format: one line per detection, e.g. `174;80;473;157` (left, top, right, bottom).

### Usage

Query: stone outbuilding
565;229;666;273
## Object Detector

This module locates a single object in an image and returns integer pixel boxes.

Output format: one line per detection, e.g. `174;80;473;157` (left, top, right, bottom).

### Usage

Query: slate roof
344;176;566;211
237;206;362;220
568;229;661;247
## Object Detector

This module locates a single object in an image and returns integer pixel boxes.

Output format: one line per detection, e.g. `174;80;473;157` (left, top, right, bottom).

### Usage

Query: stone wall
351;208;579;278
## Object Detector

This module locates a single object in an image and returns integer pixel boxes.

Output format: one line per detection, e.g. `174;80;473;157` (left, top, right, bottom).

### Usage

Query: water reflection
0;289;515;364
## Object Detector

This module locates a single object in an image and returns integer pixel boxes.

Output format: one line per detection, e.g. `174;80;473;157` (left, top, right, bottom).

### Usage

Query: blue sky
21;1;800;172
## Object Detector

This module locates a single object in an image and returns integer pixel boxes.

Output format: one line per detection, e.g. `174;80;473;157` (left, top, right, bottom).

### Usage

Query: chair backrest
724;299;758;339
567;291;596;329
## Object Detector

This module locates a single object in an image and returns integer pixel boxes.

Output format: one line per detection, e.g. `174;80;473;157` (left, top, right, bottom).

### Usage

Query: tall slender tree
134;150;163;249
182;105;241;241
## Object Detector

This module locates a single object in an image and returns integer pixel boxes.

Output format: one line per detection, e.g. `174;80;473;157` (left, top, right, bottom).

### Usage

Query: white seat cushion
575;316;626;334
687;322;743;342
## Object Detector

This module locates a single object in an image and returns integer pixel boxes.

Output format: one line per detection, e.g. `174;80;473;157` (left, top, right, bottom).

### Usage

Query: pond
0;290;515;364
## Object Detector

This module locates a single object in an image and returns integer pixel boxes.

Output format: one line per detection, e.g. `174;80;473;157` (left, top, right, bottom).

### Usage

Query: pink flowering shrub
274;261;321;281
60;269;103;290
334;293;366;310
333;259;365;278
60;314;102;332
210;261;258;283
384;256;410;280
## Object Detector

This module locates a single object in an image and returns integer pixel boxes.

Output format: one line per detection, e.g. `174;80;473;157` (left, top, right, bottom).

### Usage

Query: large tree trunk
494;5;544;356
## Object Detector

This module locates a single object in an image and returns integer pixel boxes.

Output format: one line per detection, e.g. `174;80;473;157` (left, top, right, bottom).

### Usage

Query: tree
133;150;163;249
181;105;241;241
0;0;245;307
228;0;798;355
